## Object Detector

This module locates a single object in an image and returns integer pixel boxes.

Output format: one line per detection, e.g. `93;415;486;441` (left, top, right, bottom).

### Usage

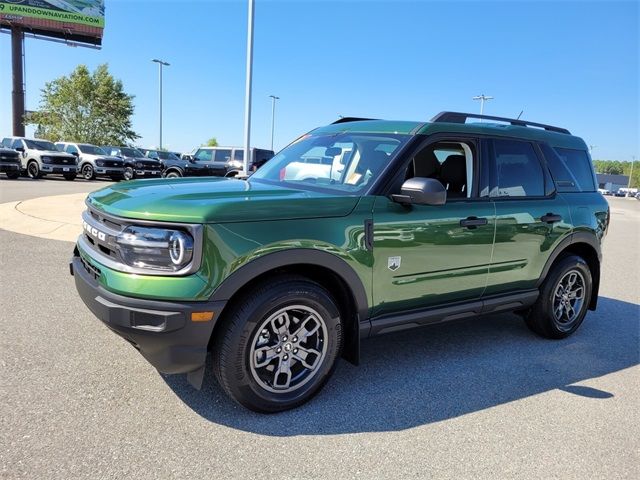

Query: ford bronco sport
71;112;609;412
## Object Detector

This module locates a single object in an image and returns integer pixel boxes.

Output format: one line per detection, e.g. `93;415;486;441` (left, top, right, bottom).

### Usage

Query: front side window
194;149;213;162
214;149;232;163
251;132;410;194
490;139;545;197
65;145;79;155
406;140;476;199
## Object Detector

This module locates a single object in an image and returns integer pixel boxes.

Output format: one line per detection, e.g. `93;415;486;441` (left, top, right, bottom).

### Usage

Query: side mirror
392;177;446;206
71;151;79;157
15;147;24;152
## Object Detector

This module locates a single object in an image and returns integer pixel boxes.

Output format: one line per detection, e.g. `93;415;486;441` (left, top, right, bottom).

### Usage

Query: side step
368;290;538;337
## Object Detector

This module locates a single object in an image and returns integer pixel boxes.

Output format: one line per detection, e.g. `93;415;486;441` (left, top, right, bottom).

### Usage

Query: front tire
164;170;182;178
525;255;592;339
213;276;343;413
81;164;95;180
123;166;134;180
27;161;41;179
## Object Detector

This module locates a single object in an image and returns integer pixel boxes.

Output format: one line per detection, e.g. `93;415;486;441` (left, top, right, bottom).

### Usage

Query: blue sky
1;0;638;159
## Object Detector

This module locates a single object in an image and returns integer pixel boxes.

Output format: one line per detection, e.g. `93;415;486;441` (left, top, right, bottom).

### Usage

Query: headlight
116;226;194;272
41;156;52;164
95;159;105;167
135;162;143;168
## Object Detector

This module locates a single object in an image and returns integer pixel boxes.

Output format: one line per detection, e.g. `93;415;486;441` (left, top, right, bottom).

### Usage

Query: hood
82;153;121;161
87;177;360;223
40;150;75;158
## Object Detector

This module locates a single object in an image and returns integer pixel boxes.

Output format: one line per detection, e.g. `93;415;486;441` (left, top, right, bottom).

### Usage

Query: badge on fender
388;256;401;271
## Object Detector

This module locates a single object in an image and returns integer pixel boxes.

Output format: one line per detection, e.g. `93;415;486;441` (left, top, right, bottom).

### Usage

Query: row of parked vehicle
0;136;274;181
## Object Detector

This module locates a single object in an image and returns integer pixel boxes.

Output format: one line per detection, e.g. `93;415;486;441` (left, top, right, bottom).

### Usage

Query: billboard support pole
11;26;26;137
242;0;255;176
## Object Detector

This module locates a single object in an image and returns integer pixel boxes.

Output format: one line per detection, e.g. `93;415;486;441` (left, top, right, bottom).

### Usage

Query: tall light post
152;59;170;149
628;156;636;189
473;94;493;119
269;95;279;151
242;0;255;176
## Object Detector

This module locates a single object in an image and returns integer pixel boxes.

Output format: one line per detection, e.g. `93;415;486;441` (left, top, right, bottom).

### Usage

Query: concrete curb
0;192;87;243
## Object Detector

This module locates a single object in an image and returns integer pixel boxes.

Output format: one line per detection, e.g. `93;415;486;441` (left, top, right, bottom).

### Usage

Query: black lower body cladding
71;254;225;381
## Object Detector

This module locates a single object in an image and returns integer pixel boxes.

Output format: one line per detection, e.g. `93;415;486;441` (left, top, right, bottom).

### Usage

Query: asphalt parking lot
1;180;638;479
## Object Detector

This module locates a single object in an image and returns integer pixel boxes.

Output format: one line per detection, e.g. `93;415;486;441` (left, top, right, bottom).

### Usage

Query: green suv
71;112;609;412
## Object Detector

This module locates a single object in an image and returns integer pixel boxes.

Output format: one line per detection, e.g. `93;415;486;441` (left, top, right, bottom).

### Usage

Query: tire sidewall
540;256;592;336
27;161;39;179
82;164;94;180
123;166;134;180
221;282;342;411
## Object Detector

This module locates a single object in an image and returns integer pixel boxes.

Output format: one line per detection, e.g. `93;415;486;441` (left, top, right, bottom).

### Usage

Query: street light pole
242;0;255;176
152;59;170;149
269;95;279;151
472;94;493;120
628;156;636;189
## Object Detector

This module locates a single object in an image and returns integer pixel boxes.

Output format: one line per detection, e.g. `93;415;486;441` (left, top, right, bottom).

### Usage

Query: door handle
460;216;488;229
541;213;562;224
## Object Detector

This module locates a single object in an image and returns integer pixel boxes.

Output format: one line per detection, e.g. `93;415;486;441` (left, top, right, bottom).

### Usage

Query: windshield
78;144;107;155
24;139;57;151
155;151;180;161
120;147;144;157
250;132;411;194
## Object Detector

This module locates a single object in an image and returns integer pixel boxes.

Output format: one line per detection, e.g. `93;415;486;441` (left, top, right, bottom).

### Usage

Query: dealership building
596;173;629;192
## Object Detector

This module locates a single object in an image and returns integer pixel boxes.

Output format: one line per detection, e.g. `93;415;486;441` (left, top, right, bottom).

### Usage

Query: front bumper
134;169;162;177
41;164;76;174
95;167;124;176
0;162;20;172
71;254;225;378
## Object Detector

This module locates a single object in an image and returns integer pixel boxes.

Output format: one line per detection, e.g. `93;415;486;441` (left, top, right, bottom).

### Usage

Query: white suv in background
1;136;78;180
55;142;125;180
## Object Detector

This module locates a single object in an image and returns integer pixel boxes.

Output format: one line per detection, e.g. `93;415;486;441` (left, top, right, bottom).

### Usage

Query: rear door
484;138;572;295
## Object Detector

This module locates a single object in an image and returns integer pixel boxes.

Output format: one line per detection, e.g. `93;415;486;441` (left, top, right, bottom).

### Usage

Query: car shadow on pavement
162;296;639;435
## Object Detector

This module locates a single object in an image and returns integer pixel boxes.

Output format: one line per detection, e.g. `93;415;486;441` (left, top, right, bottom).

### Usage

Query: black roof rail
331;117;378;124
430;111;571;135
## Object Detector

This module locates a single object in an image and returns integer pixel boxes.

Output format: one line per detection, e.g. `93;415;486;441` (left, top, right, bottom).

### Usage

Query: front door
371;137;495;316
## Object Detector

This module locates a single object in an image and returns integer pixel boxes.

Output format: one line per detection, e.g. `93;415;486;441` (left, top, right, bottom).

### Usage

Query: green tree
204;137;218;147
26;64;139;145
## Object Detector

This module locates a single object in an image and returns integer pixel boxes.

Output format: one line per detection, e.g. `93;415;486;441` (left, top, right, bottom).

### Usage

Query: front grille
141;161;161;170
102;160;123;168
0;154;19;162
50;156;75;165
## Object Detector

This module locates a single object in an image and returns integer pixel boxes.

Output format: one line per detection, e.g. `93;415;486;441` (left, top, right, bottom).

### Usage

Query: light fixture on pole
242;0;255;176
472;94;493;119
269;95;279;151
152;59;170;149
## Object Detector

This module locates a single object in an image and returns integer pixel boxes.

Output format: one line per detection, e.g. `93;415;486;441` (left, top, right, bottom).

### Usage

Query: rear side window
214;149;231;162
490;139;545;197
553;148;595;192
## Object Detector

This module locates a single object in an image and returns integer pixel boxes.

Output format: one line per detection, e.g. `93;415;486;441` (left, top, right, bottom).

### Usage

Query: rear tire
525;255;592;339
213;276;343;413
27;161;41;179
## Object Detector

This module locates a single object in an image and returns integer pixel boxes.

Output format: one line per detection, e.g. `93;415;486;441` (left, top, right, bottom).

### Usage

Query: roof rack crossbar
430;111;570;134
331;117;378;124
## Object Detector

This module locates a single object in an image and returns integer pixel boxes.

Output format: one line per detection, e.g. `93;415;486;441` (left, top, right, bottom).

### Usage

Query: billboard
0;0;104;45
